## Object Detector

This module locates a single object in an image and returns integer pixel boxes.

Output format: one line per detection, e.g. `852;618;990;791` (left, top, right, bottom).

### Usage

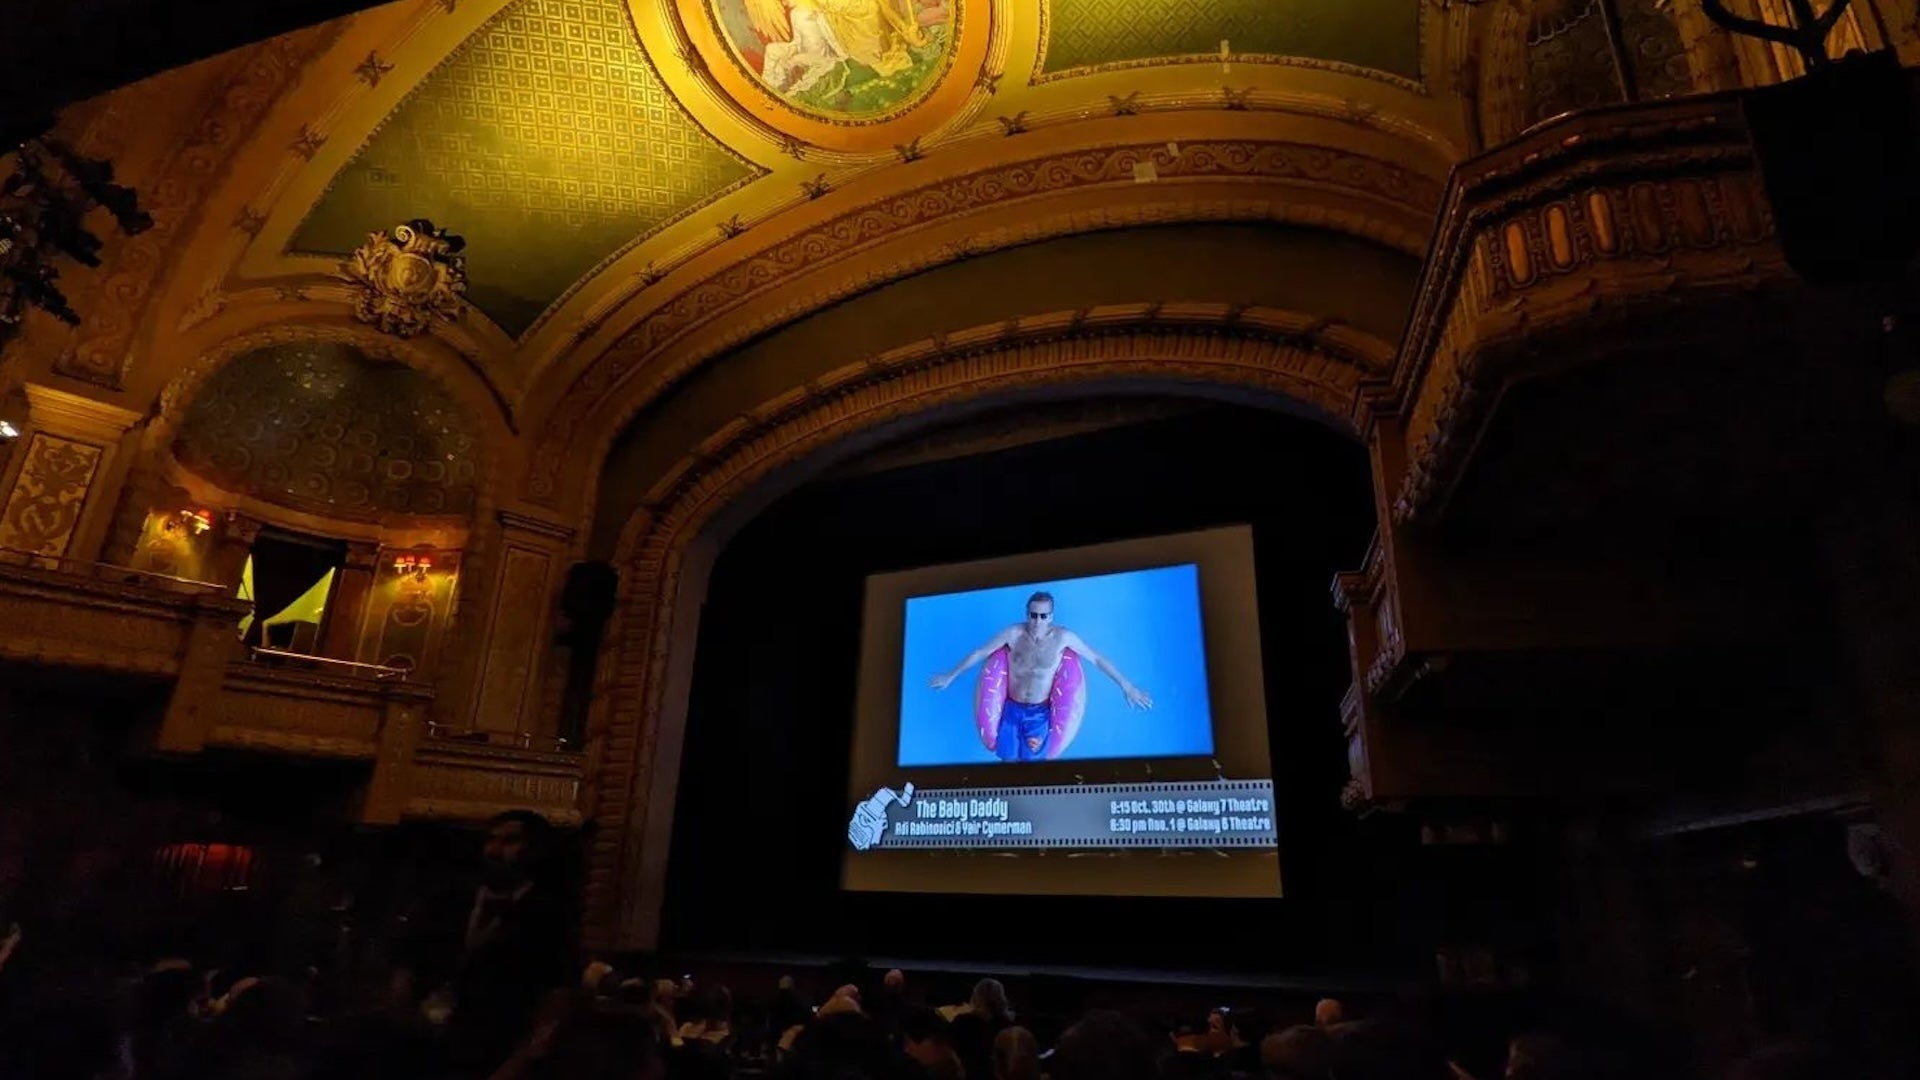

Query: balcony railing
0;549;247;674
248;646;410;681
1384;91;1789;528
404;727;585;826
0;546;227;594
424;721;576;754
194;656;433;760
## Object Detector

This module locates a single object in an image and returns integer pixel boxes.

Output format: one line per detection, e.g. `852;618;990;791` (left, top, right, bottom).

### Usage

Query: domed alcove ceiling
1039;0;1421;82
290;0;762;337
174;340;481;518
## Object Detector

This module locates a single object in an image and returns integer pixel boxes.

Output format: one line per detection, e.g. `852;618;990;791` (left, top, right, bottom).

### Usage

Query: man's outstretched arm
929;627;1016;690
1062;631;1152;708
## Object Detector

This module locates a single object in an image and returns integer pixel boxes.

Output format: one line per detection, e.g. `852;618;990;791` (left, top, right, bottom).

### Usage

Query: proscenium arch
522;130;1446;513
578;308;1393;950
584;223;1419;558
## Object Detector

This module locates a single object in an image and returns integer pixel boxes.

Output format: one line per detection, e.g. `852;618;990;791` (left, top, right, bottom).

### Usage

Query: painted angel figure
745;0;932;95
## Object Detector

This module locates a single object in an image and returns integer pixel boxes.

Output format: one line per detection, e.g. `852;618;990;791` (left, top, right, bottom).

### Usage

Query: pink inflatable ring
974;646;1087;760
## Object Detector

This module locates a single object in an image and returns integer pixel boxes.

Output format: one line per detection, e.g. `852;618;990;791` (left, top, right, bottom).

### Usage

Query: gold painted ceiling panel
293;0;761;338
1040;0;1421;81
175;341;480;517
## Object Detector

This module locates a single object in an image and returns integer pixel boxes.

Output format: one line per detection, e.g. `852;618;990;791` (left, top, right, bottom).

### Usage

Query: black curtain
244;531;344;649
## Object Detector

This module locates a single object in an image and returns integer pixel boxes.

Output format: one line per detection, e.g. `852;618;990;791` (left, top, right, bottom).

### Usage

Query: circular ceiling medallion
676;0;989;152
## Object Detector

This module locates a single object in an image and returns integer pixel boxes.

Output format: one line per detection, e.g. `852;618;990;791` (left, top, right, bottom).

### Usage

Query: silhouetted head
901;1006;953;1064
1049;1010;1155;1080
482;809;551;887
969;978;1011;1023
1263;1025;1333;1080
993;1025;1042;1080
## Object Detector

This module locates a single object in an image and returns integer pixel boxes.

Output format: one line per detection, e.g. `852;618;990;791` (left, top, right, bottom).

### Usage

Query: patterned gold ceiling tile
1039;0;1421;83
292;0;763;338
175;340;481;518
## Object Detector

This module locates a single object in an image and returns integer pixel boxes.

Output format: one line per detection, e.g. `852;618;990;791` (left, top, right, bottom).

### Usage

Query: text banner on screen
846;780;1277;852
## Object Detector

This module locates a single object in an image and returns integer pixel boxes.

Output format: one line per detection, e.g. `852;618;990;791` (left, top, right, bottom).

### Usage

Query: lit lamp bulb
164;508;212;536
394;553;433;580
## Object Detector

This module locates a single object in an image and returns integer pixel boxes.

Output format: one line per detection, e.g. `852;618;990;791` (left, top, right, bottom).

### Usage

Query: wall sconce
0;419;18;441
393;553;434;580
162;508;212;536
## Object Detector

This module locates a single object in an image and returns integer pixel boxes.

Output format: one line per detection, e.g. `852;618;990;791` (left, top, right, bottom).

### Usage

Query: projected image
900;564;1214;766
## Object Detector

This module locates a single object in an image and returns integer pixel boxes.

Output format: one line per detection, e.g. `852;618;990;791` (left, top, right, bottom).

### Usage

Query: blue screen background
896;564;1216;766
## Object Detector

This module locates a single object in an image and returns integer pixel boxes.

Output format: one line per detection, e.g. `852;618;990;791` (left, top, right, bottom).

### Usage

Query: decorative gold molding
157;455;472;550
201;660;433;761
205;726;380;759
1382;94;1788;527
21;385;143;444
576;308;1389;948
498;508;576;542
470;545;557;735
1030;0;1430;94
150;322;504;462
0;561;245;675
406;738;585;825
526;137;1442;507
291;0;767;345
341;220;470;338
52;23;348;387
0;435;104;559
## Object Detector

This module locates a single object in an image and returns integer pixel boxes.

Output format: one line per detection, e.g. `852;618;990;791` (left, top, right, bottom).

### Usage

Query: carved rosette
340;220;468;338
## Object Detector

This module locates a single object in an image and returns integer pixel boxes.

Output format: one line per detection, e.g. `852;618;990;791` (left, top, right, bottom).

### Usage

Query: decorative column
205;512;264;593
358;682;435;825
153;600;249;754
321;541;380;660
456;509;575;735
0;384;142;564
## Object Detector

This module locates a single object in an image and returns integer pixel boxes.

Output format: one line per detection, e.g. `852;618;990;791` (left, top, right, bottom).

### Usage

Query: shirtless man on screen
929;591;1152;757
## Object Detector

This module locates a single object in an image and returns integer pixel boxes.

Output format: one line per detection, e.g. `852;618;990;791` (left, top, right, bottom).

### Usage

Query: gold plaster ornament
341;220;468;338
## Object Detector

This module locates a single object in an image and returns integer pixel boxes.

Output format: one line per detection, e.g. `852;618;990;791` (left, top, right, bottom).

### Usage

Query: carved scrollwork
525;138;1443;506
1384;95;1789;527
341;220;469;338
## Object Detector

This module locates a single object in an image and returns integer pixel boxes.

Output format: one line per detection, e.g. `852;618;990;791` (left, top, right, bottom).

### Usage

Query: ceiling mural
290;0;761;338
1038;0;1422;83
174;340;481;518
713;0;954;119
52;0;1460;446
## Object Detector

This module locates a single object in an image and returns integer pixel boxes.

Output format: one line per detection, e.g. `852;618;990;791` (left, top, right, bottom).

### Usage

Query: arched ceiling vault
9;0;1473;515
584;221;1415;555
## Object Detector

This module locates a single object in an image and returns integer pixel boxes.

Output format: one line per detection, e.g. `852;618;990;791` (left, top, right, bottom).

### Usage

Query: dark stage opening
659;401;1434;976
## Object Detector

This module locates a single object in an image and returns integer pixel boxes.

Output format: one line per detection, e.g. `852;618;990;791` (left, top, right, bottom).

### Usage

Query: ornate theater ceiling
174;339;481;518
258;0;1443;349
1039;0;1420;81
293;0;762;336
13;0;1464;511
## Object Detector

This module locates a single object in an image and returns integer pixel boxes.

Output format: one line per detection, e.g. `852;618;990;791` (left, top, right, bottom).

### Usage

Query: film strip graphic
848;779;1278;852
